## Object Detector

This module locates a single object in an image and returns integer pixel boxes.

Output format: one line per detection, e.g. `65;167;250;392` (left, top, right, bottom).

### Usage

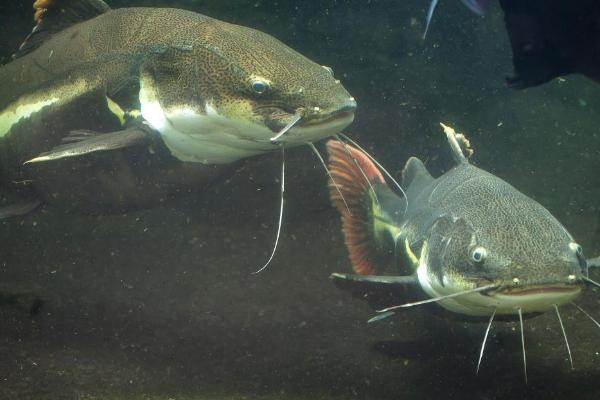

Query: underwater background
1;0;599;399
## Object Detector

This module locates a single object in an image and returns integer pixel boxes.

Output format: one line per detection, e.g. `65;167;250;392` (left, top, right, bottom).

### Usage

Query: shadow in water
371;326;600;400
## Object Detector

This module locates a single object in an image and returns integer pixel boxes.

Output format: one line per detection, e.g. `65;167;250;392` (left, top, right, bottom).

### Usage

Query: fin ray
588;256;600;269
24;127;149;164
440;123;473;164
330;272;419;311
14;0;111;59
326;139;386;275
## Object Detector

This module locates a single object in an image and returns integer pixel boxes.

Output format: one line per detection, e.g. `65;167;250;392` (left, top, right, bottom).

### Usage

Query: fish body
0;0;355;213
327;126;587;318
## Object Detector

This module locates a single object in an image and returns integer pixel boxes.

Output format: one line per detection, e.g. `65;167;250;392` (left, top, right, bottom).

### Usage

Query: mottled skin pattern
1;6;347;113
1;6;350;142
394;159;583;289
0;3;352;213
328;131;586;317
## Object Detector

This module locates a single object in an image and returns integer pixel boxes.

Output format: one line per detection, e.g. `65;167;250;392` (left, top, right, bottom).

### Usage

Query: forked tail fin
326;140;387;275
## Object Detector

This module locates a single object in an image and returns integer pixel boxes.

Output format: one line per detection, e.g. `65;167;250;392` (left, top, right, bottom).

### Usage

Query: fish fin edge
326;139;387;275
401;157;433;190
13;0;111;59
24;126;150;164
330;272;420;310
588;256;600;269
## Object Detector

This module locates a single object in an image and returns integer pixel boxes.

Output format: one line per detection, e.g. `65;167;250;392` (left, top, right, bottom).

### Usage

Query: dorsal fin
402;157;434;190
13;0;111;59
439;122;474;164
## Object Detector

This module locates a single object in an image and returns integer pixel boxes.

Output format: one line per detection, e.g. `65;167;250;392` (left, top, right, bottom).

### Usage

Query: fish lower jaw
427;286;583;317
416;262;583;317
490;285;583;315
277;112;355;145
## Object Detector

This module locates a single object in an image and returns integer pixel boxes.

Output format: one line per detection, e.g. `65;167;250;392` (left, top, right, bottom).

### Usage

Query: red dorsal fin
13;0;111;59
326;139;385;275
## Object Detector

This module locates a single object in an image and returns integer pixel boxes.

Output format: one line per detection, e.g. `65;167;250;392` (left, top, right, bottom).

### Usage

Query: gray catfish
0;0;356;214
326;125;598;378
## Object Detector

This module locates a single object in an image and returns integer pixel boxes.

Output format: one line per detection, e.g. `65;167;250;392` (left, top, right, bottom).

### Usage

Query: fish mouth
484;283;584;314
299;101;358;127
299;110;355;127
263;98;357;132
432;281;585;317
494;283;584;297
263;101;356;145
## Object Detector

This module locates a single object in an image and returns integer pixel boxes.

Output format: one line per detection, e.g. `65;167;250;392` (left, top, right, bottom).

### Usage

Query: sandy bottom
0;152;599;400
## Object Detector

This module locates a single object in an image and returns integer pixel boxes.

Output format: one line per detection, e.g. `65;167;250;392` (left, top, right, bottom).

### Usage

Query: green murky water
1;1;599;399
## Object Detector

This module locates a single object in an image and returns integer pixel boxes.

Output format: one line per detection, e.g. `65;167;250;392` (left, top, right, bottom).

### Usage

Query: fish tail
326;139;389;275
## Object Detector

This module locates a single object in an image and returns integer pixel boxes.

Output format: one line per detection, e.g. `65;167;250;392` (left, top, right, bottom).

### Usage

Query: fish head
139;21;356;164
419;203;586;317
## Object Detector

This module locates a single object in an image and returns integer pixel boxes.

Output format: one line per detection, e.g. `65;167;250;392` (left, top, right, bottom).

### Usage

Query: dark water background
1;0;600;399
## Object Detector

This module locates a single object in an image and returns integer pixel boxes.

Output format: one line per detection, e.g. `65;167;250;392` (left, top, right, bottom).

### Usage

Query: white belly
139;76;352;164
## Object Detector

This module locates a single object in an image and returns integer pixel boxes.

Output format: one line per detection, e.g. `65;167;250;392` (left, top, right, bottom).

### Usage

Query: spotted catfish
326;125;599;378
0;0;356;214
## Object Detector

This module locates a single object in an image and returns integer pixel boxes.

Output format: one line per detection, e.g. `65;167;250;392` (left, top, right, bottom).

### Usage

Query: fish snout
489;276;584;314
334;97;357;115
504;269;586;288
503;250;588;289
495;272;586;296
305;97;357;119
267;97;356;145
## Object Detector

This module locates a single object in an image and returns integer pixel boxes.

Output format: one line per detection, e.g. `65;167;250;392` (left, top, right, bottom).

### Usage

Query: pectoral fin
330;272;420;310
331;273;417;285
588;256;600;269
24;127;151;164
423;0;440;39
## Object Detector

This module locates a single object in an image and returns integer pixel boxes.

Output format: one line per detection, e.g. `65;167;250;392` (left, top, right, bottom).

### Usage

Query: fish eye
250;79;270;94
470;246;487;263
322;65;334;76
569;242;583;256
